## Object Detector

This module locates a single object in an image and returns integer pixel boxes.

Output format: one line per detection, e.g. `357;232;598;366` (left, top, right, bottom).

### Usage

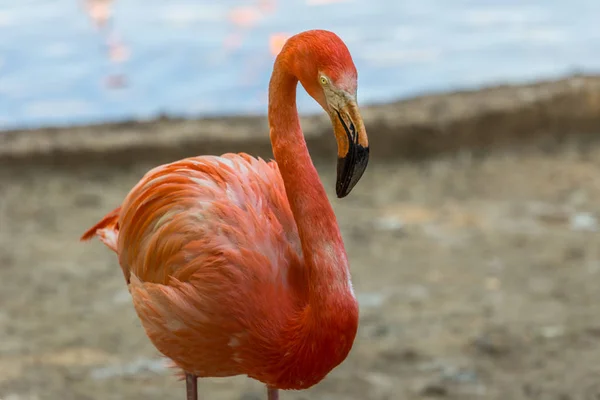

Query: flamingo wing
127;153;303;282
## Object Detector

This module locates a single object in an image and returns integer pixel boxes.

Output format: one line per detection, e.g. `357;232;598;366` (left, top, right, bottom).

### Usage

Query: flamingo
81;29;369;400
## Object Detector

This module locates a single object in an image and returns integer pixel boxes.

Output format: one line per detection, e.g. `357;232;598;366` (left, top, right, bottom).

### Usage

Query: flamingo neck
268;64;354;306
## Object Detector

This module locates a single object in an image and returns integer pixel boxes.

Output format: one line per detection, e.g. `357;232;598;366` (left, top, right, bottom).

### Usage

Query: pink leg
267;387;279;400
186;373;198;400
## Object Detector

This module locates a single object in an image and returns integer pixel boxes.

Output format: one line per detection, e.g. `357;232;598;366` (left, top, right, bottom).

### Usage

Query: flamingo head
284;30;369;198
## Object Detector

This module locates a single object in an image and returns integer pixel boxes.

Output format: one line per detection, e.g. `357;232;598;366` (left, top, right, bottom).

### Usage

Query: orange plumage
81;30;369;400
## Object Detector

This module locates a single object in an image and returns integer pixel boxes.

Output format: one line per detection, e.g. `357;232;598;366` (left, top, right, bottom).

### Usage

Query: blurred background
1;0;600;129
2;1;600;400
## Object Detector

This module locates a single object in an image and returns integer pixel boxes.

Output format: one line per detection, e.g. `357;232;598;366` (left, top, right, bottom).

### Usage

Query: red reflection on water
82;0;129;89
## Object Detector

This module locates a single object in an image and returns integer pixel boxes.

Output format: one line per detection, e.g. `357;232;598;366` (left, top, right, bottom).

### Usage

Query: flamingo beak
332;100;369;198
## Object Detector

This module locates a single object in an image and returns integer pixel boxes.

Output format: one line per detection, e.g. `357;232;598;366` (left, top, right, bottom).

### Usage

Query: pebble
570;212;598;232
539;325;565;339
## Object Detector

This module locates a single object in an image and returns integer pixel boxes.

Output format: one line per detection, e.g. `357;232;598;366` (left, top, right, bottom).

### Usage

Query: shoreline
2;74;600;166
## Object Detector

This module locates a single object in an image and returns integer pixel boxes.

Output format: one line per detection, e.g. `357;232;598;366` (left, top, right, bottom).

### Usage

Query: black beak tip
336;187;349;199
336;145;369;198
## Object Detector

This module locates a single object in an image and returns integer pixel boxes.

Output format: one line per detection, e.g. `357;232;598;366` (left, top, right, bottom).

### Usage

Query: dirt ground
2;137;600;400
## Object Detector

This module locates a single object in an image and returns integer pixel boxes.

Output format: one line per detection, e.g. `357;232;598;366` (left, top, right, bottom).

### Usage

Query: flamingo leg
267;387;279;400
186;373;198;400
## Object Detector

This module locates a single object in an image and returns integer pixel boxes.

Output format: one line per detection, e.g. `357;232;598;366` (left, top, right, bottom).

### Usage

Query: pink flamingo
81;29;369;400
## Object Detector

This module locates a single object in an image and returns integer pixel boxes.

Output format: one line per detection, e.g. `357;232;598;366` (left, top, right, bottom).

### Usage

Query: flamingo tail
80;206;121;253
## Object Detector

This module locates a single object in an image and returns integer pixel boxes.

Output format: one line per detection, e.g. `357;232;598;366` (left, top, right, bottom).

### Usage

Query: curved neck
268;61;352;303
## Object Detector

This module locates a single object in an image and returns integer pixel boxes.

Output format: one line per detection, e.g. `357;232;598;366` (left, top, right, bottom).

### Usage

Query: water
0;0;599;130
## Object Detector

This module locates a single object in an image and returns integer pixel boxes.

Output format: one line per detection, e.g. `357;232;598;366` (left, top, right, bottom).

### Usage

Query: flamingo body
82;152;358;389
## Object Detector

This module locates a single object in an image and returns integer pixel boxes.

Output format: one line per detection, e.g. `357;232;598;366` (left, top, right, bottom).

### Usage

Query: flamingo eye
319;76;328;86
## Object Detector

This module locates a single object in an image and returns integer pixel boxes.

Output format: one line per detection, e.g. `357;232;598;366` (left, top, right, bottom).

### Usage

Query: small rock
539;325;565;339
420;382;448;397
570;212;597;232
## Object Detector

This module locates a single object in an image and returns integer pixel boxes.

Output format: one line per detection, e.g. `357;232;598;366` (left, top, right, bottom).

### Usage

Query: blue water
0;0;599;130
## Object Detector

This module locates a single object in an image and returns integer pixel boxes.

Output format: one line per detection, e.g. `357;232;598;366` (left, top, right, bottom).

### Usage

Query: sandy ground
2;139;600;400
